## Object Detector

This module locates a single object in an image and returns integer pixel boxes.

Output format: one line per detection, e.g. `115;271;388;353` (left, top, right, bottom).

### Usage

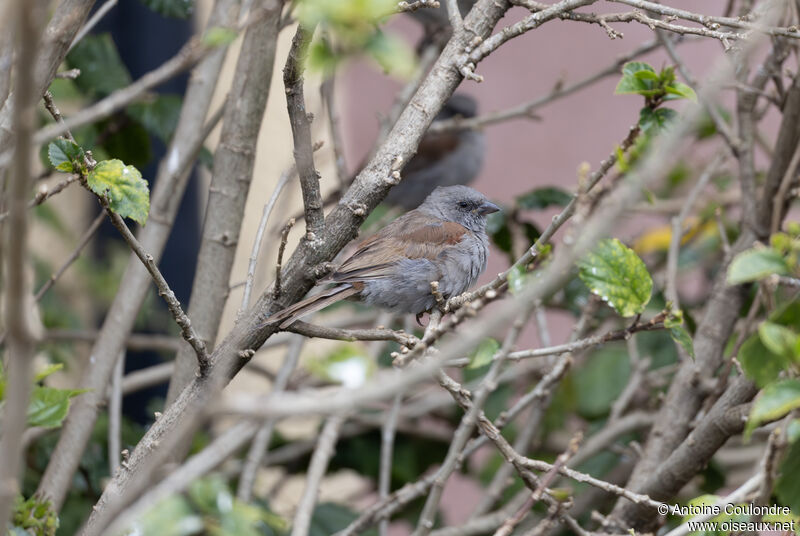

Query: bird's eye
458;201;470;209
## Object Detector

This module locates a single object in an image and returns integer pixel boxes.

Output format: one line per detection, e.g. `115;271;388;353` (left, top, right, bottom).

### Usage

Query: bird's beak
478;201;501;215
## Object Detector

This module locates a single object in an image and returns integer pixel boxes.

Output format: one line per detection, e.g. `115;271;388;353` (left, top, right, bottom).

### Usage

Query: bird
267;185;499;328
383;94;486;210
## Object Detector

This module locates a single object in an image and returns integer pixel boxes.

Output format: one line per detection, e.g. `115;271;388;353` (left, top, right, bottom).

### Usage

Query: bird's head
419;185;500;232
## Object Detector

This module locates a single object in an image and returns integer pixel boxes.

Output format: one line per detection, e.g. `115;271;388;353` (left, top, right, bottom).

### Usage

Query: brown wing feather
331;211;468;283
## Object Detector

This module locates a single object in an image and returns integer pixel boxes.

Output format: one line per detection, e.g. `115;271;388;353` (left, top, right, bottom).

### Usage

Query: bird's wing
331;211;469;283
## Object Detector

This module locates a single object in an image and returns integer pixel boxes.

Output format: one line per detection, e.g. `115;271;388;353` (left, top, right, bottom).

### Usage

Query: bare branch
34;211;104;302
291;413;347;536
0;0;43;527
285;320;419;347
284;23;325;241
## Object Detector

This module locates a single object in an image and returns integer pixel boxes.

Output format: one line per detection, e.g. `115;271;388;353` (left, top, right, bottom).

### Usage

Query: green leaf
27;386;88;428
127;94;183;143
34;363;64;383
670;325;695;359
516;186;572;210
739;335;792;388
665;81;697;102
67;34;131;96
140;0;194;18
727;247;790;284
615;75;657;97
788;419;800;443
634;70;660;81
574;347;630;418
776;440;800;513
203;26;237;47
759;322;800;360
308;39;341;75
578;238;653;317
745;379;800;439
468;338;500;370
638;107;677;133
47;138;84;172
87;159;150;225
364;31;416;79
622;62;656;76
136;495;203;536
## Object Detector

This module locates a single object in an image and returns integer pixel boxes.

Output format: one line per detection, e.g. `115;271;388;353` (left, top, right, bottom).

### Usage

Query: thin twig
291;413;347;536
285;320;418;347
237;334;304;502
240;141;322;314
414;308;533;536
379;393;402;536
320;74;348;191
664;153;725;307
68;0;118;51
770;141;800;234
104;421;261;536
273;218;295;300
34;211;105;301
284;23;324;241
108;351;124;476
100;199;210;374
495;432;583;536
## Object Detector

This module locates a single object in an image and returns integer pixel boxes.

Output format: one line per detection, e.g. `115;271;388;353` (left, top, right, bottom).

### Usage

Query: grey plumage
268;186;499;328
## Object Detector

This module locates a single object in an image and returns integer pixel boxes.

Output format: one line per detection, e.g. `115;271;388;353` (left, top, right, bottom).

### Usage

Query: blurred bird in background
383;93;486;210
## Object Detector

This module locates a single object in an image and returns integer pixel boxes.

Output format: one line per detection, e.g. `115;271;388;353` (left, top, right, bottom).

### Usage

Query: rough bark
36;0;241;510
79;1;513;532
611;68;800;531
165;0;282;409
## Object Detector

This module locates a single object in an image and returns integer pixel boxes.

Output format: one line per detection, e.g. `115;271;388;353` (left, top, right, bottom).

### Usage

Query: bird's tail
267;284;360;329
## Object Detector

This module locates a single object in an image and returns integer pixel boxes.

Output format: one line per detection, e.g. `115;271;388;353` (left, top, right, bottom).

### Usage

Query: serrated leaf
47;138;83;172
203;26;237;47
745;379;800;439
727;247;790;284
622;62;656;76
578;238;653;317
140;0;194;18
615;75;656;96
665;81;697;102
468;338;499;370
516;186;572;210
639;107;677;133
67;34;131;96
87;159;150;225
27;386;88;428
670;325;695;359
